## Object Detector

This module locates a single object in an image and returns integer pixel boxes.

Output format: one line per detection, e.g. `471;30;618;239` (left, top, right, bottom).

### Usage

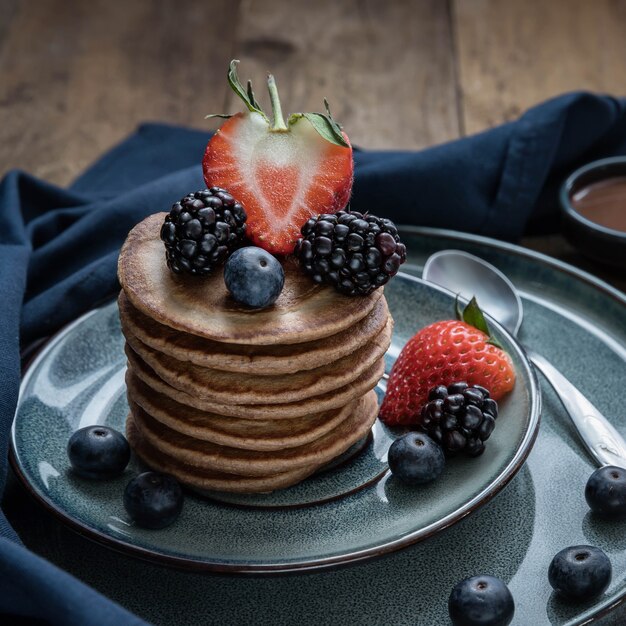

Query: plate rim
10;271;541;574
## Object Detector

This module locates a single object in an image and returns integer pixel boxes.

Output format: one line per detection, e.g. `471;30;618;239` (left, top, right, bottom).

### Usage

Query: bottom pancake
126;418;319;493
128;390;379;477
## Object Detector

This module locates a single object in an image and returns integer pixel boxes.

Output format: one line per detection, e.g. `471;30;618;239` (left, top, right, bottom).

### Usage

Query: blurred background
1;0;625;281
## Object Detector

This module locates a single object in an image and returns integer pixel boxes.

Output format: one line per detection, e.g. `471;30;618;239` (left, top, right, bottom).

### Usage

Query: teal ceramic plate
9;228;626;625
10;273;539;573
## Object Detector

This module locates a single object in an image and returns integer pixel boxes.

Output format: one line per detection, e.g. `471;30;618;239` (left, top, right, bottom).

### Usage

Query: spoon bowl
422;250;523;335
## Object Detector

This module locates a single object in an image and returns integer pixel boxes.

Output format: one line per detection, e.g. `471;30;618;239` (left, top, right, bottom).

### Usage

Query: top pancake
118;213;383;345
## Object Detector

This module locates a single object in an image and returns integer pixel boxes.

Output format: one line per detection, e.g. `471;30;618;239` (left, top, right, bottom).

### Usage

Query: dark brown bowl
560;157;626;270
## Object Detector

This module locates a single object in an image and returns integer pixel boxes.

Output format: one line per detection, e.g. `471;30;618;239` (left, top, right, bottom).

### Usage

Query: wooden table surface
0;0;624;277
2;0;625;290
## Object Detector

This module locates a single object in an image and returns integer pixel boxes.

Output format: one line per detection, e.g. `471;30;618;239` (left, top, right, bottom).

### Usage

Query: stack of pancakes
117;213;392;493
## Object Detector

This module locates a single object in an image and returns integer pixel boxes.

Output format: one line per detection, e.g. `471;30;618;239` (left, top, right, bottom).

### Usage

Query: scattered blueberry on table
224;246;285;309
448;575;514;626
124;471;184;530
387;432;445;485
548;545;612;600
67;425;130;480
585;465;626;519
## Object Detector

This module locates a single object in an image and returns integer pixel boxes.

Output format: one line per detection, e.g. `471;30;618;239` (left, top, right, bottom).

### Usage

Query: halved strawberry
202;61;353;254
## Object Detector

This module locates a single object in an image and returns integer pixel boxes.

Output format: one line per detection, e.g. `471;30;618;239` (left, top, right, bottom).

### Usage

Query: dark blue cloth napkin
2;92;626;625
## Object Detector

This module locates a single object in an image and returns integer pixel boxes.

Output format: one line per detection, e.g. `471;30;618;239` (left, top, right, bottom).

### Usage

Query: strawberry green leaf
486;336;504;349
461;297;504;350
461;297;490;335
247;80;262;110
323;98;347;140
298;112;350;148
227;60;267;118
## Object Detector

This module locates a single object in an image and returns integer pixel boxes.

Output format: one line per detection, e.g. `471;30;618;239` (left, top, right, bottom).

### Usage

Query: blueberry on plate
124;472;184;529
387;432;445;485
67;425;130;480
585;465;626;519
448;575;514;626
548;545;611;600
224;246;284;309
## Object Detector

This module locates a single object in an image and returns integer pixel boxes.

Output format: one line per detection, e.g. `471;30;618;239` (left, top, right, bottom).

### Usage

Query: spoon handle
527;349;626;468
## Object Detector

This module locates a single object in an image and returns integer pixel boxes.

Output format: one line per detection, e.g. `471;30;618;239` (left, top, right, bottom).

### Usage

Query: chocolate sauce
571;176;626;232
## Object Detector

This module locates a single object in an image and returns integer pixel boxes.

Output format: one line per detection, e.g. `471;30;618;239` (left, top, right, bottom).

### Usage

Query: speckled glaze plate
10;272;539;573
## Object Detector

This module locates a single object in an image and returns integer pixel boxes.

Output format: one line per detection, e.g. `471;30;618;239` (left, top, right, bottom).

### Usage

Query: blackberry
293;210;406;296
417;382;498;457
160;187;247;275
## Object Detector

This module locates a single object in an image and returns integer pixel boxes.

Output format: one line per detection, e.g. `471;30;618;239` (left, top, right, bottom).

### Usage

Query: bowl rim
559;156;626;240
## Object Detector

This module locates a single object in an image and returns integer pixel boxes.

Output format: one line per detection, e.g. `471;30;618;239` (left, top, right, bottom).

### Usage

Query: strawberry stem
267;74;288;132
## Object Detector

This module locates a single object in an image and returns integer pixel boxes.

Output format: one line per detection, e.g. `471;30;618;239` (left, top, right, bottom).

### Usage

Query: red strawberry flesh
203;68;353;255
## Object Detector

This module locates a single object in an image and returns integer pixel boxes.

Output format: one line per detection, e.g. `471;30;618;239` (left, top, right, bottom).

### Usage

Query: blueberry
224;247;285;309
585;465;626;519
387;432;445;484
67;426;130;480
448;575;514;626
548;545;611;600
124;472;184;529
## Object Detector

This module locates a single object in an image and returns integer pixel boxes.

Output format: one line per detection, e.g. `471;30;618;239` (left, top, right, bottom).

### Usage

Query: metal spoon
422;249;626;469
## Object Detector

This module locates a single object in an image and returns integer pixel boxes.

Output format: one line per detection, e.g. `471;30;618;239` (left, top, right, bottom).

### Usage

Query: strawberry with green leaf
203;60;353;254
379;298;516;427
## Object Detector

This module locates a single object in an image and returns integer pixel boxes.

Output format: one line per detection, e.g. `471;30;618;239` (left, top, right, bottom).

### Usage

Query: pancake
126;348;386;419
126;417;320;493
127;372;361;451
128;390;378;477
118;291;390;375
123;317;392;405
117;213;383;345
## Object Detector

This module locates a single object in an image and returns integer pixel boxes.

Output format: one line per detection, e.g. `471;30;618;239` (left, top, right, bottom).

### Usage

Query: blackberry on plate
160;187;247;275
293;210;406;296
417;382;498;457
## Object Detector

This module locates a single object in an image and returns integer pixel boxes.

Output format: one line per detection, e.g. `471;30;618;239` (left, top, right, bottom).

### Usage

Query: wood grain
221;0;459;150
0;0;240;186
454;0;626;134
0;0;625;291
